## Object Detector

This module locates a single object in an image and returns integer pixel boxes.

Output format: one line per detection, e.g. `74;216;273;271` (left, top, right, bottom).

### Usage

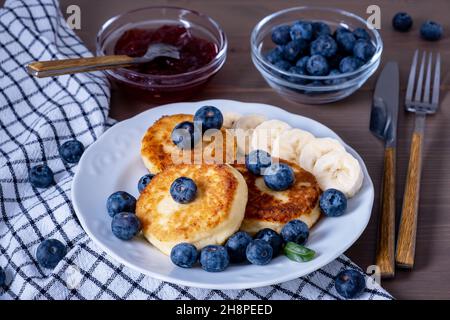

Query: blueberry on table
171;121;201;150
0;266;5;287
281;220;309;245
306;55;329;76
170;177;197;204
58;140;84;164
290;22;313;41
339;56;363;74
36;239;67;269
225;231;252;263
170;243;198;268
245;149;272;175
353;40;376;62
263;163;295;191
111;212;141;240
194;105;223;132
255;228;283;257
273;60;292;71
266;46;283;64
319;189;347;217
137;173;155;193
336;31;356;53
282;39;308;62
335;269;366;299
271;25;291;45
106;191;136;217
200;245;230;272
312;22;331;38
420;21;443;41
246;239;273;265
295;56;310;71
310;35;338;58
29;164;55;189
392;12;413;32
353;27;370;41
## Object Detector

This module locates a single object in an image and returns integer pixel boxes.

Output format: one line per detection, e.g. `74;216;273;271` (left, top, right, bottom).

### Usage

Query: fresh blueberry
111;212;141;240
273;60;292;71
310;35;338;58
312;22;331;38
59;140;84;164
246;239;273;265
170;177;197;204
194;105;223;132
353;27;370;41
280;220;309;245
306;80;323;87
335;269;366;299
324;69;345;86
171;121;201;149
420;21;443;41
29;164;54;189
137;173;155;193
353;40;376;62
170;243;198;268
282;39;308;62
287;66;309;85
106;191;136;217
334;26;351;38
306;55;329;76
36;239;67;269
266;46;283;64
245;149;272;175
339;56;363;74
319;188;347;217
271;25;291;45
336;31;356;53
392;12;413;32
295;56;310;71
255;228;283;257
225;231;252;263
263;163;295;191
0;266;5;287
290;22;313;41
200;245;230;272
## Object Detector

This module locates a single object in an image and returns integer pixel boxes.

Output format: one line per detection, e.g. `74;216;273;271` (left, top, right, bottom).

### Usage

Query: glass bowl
251;6;383;104
96;6;227;101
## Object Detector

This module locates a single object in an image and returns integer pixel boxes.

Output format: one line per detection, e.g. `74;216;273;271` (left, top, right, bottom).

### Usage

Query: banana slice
251;120;292;154
273;128;315;162
312;150;364;198
232;114;267;154
222;112;242;129
298;137;345;173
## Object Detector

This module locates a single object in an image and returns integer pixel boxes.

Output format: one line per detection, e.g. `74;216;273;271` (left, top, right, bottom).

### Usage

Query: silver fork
396;50;441;268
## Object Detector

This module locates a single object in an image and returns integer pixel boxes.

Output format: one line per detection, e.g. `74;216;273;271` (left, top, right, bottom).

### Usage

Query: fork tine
423;52;433;103
406;50;419;103
414;52;427;102
432;52;441;106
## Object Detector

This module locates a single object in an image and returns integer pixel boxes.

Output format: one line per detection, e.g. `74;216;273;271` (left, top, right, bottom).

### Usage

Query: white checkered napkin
0;0;392;300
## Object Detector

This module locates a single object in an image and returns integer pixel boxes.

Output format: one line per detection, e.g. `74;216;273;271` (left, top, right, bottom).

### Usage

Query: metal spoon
27;43;180;78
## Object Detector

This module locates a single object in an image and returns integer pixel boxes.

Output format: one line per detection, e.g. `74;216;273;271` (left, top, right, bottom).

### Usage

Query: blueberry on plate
170;243;198;268
352;27;370;41
310;35;338;58
245;149;272;175
420;20;443;41
29;164;55;189
246;239;273;265
106;191;136;217
170;177;197;204
263;163;295;191
0;266;5;287
137;173;155;193
225;231;252;263
290;21;313;41
111;212;141;240
59;140;85;164
200;245;230;272
392;12;413;32
320;188;347;217
312;21;331;38
353;40;376;62
324;69;345;86
194;105;224;132
295;56;310;71
282;39;308;62
36;239;67;269
335;269;366;299
336;31;356;53
339;56;363;74
271;25;291;45
171;121;201;150
255;228;283;257
266;46;283;64
280;220;309;245
273;60;292;71
306;55;329;76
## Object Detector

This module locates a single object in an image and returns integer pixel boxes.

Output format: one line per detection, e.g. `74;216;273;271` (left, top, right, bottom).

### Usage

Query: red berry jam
114;25;218;75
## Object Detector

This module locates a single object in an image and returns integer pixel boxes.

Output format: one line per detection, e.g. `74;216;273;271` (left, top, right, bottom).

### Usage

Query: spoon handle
27;55;136;78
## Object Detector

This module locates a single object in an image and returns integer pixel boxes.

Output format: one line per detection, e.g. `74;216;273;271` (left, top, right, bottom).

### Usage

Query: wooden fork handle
396;114;425;268
27;55;135;78
375;146;396;278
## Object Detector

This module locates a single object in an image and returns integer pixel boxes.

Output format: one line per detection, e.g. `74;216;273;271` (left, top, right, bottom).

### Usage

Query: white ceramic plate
72;99;373;290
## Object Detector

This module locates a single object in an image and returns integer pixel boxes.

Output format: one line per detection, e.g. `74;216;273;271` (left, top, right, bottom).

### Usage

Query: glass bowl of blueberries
251;6;383;104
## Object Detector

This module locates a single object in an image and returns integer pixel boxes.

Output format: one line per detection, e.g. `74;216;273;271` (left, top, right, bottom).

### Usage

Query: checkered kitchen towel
0;0;392;300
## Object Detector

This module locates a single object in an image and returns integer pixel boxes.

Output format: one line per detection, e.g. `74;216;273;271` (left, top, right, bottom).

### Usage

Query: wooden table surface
54;0;449;299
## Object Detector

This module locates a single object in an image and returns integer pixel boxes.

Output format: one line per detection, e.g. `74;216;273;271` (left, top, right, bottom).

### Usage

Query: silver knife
370;61;399;278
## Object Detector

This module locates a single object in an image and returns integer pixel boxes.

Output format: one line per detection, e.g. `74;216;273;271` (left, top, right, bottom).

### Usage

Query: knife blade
370;61;399;279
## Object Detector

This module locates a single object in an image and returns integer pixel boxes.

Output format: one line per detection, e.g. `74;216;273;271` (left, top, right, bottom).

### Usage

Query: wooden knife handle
396;131;423;268
27;55;135;78
375;147;396;278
